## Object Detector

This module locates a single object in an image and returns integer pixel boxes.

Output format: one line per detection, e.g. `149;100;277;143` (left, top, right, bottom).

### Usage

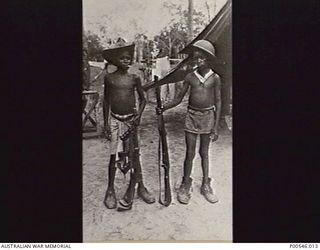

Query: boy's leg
133;132;155;204
199;134;210;179
136;157;155;204
118;138;136;211
104;116;120;209
107;155;117;189
183;131;197;178
199;134;218;204
103;154;117;209
177;131;197;204
121;137;135;205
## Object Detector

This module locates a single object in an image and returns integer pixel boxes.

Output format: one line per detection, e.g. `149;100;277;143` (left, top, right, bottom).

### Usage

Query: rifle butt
159;167;172;207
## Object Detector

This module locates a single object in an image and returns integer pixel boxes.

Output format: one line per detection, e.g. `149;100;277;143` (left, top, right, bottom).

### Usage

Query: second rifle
154;75;172;207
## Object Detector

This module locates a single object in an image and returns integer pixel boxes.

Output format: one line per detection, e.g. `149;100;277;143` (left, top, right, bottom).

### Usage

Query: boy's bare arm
162;80;190;112
103;75;111;133
134;76;146;120
132;75;146;126
213;74;222;134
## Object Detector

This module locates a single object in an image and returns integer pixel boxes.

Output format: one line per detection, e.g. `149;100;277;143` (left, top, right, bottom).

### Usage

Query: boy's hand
156;105;165;115
104;126;111;141
133;113;142;126
210;129;219;142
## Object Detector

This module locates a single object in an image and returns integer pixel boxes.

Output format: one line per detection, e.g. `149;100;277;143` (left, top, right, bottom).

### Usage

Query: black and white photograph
3;0;320;245
82;0;232;241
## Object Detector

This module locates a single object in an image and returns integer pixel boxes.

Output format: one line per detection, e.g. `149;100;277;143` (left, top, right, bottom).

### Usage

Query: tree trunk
188;0;194;42
168;36;172;58
139;41;143;63
205;1;211;24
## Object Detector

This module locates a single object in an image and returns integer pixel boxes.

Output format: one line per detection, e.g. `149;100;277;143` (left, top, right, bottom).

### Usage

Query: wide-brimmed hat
102;41;135;66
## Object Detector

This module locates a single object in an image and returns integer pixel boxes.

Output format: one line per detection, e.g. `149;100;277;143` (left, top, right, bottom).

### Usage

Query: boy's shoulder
104;71;140;84
209;70;221;87
185;71;196;82
212;71;221;84
107;71;139;79
127;72;140;80
185;68;221;84
104;72;112;80
104;71;132;78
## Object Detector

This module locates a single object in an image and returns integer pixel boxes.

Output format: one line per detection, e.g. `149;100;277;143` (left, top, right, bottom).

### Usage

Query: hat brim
102;44;135;66
187;45;225;64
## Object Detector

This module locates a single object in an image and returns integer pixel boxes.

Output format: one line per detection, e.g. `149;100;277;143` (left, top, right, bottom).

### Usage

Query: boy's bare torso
187;72;216;109
106;72;138;115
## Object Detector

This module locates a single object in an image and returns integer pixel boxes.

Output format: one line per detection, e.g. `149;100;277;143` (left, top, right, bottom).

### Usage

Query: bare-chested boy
157;40;221;204
102;42;155;210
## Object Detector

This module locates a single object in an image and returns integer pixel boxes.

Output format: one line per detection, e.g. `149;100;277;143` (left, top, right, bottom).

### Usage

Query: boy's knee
186;150;196;160
199;148;209;159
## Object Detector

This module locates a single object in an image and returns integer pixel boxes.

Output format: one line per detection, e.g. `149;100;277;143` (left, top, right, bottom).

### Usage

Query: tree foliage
83;31;104;61
83;1;207;61
156;2;207;58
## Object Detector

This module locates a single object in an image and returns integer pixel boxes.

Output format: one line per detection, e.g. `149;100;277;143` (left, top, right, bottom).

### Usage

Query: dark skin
103;50;146;185
103;51;146;137
158;50;222;180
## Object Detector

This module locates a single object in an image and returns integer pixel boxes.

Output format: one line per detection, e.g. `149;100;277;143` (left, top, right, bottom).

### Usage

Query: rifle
154;76;172;207
117;109;139;174
117;113;139;211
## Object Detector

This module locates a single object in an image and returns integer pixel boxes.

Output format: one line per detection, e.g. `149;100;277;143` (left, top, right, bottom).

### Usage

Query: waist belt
188;105;216;112
111;112;135;122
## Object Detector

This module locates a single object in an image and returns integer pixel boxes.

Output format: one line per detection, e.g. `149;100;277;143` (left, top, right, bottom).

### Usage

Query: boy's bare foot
177;177;192;204
200;177;219;204
137;184;155;204
103;188;117;209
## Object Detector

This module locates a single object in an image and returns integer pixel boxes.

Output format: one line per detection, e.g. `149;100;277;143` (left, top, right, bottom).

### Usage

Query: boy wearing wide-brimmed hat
157;40;221;205
102;41;155;210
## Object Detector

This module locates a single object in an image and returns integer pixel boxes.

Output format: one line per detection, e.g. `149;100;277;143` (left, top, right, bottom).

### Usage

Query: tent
144;0;232;116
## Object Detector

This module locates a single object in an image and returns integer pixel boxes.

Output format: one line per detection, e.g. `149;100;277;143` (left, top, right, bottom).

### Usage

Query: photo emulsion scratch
82;0;232;242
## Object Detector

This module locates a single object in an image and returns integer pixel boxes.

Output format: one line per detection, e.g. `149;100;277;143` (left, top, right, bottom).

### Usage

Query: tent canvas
144;0;232;116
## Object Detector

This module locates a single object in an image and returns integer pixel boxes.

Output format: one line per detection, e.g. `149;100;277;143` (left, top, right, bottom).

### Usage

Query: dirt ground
83;97;232;242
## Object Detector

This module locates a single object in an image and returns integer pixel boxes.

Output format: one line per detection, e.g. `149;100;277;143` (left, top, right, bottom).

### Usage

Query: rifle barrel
155;76;172;207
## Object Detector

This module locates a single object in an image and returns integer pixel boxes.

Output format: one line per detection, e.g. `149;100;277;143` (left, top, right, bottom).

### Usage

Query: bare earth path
83;98;232;242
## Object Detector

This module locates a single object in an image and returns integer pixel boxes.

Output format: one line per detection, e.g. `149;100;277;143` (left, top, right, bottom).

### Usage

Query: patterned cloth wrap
109;112;139;159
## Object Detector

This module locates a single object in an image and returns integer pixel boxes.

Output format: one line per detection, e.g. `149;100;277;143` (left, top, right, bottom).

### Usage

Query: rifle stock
155;76;172;206
117;123;138;211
